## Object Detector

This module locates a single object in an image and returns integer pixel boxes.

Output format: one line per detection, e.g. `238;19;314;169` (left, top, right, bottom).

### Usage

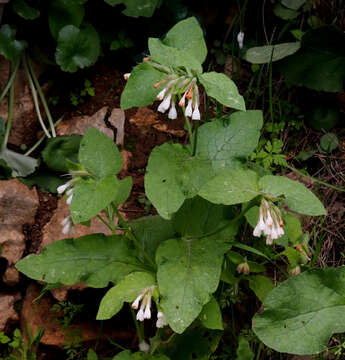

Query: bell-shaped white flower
136;305;145;321
61;215;72;235
131;293;144;310
185;99;193;117
192;105;200;120
123;73;131;80
57;180;73;195
237;32;244;49
156;311;168;328
157;94;172;113
168;101;177;119
133;286;155;322
157;88;167;101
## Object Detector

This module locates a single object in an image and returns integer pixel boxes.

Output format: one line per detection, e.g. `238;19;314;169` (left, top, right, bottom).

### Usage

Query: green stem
26;55;56;137
268;50;274;123
0;61;19;103
96;214;116;235
2;81;14;151
182;109;194;154
285;164;345;193
130;307;144;343
192;119;199;156
23;57;51;138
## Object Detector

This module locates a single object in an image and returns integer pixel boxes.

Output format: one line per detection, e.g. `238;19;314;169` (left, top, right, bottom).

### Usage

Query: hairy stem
1;81;14;151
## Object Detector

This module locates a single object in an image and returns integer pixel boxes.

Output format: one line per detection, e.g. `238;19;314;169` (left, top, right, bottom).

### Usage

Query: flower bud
237;262;250;275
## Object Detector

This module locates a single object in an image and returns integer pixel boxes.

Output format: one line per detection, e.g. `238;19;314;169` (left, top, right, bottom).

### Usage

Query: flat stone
0;225;25;265
2;266;20;286
0;179;39;225
108;108;125;146
56;107;113;139
0;292;21;331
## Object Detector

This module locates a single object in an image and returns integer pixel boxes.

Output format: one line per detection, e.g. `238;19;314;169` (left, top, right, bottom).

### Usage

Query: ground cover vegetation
0;0;344;359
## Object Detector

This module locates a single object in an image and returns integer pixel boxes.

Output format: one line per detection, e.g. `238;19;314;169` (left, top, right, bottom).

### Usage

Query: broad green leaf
199;296;223;330
165;327;222;360
197;111;263;173
105;0;161;18
49;0;84;39
42;135;81;172
253;267;345;355
87;349;98;360
259;175;326;216
157;237;230;333
79;128;122;178
114;177;133;205
120;62;165;110
0;149;37;177
248;275;274;302
97;272;155;320
281;0;306;10
279;26;345;92
130;216;176;259
163;17;207;64
320;133;339;153
148;38;202;73
236;337;254;360
16;234;144;288
13;0;40;20
198;169;260;205
284;213;302;245
145;143;213;219
244;42;300;64
55;24;100;73
0;24;26;63
19;169;65;193
70;176;124;223
198;72;245;111
273;4;299;20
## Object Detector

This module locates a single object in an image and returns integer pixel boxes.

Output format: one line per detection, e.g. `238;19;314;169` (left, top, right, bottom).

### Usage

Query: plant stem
182;109;194;154
2;81;15;151
0;61;19;103
26;55;56;137
192;119;199;156
130;306;144;343
96;214;116;235
268;49;274;123
23;57;51;138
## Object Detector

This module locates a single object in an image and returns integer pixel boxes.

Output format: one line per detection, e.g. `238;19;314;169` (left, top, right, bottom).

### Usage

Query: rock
0;58;40;147
50;283;87;302
21;283;132;347
0;225;25;265
120;150;132;173
56;107;113;139
0;292;21;331
129;107;159;129
2;267;20;286
108;108;125;146
0;179;39;225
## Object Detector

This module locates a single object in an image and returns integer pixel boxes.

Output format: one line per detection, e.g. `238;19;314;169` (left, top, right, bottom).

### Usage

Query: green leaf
13;0;40;20
236;337;254;360
244;42;300;64
79;128;122;178
198;72;245;111
281;0;306;10
284;213;302;245
259;175;326;216
163;17;207;64
157;237;229;333
0;149;37;177
198;169;260;205
120;62;165;110
105;0;161;18
97;272;155;320
55;24;100;73
273;4;299;20
148;38;202;73
0;24;26;63
49;0;84;39
279;26;345;92
19;169;65;193
199;296;223;330
307;104;339;131
165;327;222;360
320;133;339;153
70;176;125;223
42;135;81;172
87;349;98;360
145;143;213;219
248;275;274;302
196;111;263;173
130;216;176;260
16;234;144;288
253;267;345;355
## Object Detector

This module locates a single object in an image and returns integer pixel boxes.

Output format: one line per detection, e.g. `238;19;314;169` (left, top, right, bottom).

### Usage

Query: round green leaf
55;24;100;73
0;24;26;63
320;133;339;153
13;0;40;20
307;104;339;131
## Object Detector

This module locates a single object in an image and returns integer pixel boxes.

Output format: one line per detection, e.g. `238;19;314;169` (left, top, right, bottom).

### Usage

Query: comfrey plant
16;18;342;359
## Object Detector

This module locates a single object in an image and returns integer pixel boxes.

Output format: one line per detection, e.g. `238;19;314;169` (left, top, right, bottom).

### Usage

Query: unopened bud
237;262;250;275
289;265;301;276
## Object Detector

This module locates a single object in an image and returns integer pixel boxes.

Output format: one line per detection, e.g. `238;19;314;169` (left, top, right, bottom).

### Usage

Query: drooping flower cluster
132;286;168;328
253;199;284;245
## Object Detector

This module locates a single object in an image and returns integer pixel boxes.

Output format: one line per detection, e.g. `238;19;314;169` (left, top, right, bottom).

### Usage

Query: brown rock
56;107;113;139
0;59;40;147
120;150;132;173
21;283;132;347
0;292;21;331
129;107;159;129
50;283;87;302
108;108;125;146
0;179;39;225
0;225;25;265
2;266;20;286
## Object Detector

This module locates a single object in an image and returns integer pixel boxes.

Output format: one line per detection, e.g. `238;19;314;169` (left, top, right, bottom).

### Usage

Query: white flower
192;105;200;120
237;31;244;49
136;306;145;321
57;181;73;195
168;101;177;119
157;88;167;101
131;293;144;310
144;302;151;319
133;286;154;322
123;73;131;80
185;99;193;117
139;340;150;353
61;215;72;235
156;311;168;328
157;94;172;113
66;189;73;205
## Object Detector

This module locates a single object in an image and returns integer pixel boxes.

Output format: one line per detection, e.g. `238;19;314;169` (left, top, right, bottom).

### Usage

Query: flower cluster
253;199;284;245
132;286;168;328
